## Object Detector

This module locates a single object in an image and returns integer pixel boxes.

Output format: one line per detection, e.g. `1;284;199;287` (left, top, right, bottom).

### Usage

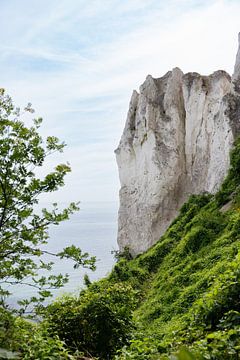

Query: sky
0;0;239;203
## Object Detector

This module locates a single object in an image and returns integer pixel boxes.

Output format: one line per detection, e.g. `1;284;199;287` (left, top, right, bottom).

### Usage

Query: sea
7;201;119;307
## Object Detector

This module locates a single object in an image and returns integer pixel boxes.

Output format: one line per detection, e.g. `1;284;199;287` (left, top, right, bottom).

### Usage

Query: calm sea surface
8;202;119;305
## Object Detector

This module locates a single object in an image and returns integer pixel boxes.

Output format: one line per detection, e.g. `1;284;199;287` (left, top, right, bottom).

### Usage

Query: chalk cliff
115;34;240;256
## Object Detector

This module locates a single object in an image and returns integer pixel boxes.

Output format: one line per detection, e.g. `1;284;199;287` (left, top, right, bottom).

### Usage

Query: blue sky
0;0;239;203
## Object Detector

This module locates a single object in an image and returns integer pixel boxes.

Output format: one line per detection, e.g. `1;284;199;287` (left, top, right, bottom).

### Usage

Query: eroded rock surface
233;33;240;82
115;35;240;256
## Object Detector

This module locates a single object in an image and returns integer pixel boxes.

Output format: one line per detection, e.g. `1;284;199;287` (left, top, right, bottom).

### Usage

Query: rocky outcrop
115;34;240;256
233;33;240;82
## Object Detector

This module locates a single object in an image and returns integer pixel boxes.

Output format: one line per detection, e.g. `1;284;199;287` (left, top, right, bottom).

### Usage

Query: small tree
0;89;95;313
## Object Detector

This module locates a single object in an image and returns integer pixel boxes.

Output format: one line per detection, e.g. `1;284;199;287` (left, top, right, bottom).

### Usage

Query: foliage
44;282;137;359
0;308;15;352
0;90;95;313
112;247;133;261
0;314;75;359
215;137;240;205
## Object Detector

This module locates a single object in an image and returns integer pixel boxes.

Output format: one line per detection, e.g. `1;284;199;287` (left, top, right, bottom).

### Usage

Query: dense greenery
44;282;137;359
0;307;74;359
1;92;240;358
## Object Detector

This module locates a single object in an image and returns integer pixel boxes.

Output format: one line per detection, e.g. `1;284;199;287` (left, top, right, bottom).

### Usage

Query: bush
14;318;73;360
190;254;240;330
216;137;240;205
45;283;138;359
0;308;15;350
0;310;73;359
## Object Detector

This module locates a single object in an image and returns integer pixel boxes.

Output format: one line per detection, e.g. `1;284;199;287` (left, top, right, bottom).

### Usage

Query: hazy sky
0;0;239;203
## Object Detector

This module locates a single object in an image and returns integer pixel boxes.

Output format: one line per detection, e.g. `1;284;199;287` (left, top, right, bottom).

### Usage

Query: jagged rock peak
115;35;240;256
233;32;240;81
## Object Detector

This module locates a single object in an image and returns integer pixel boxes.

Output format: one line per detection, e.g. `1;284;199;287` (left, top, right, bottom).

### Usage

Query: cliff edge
115;34;240;256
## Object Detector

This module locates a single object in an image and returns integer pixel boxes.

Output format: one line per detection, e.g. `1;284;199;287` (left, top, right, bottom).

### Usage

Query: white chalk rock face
115;36;240;256
233;33;240;81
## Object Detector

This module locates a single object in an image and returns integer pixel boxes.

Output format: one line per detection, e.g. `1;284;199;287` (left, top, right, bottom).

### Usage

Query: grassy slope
109;138;240;359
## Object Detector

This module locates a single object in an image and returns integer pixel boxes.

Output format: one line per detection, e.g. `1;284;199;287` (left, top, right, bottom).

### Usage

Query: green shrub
138;237;175;273
0;308;15;350
45;283;138;359
15;319;73;360
190;254;240;330
216;137;240;205
0;309;73;359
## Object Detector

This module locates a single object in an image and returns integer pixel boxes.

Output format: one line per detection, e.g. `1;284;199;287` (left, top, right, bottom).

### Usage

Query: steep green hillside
3;138;240;359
